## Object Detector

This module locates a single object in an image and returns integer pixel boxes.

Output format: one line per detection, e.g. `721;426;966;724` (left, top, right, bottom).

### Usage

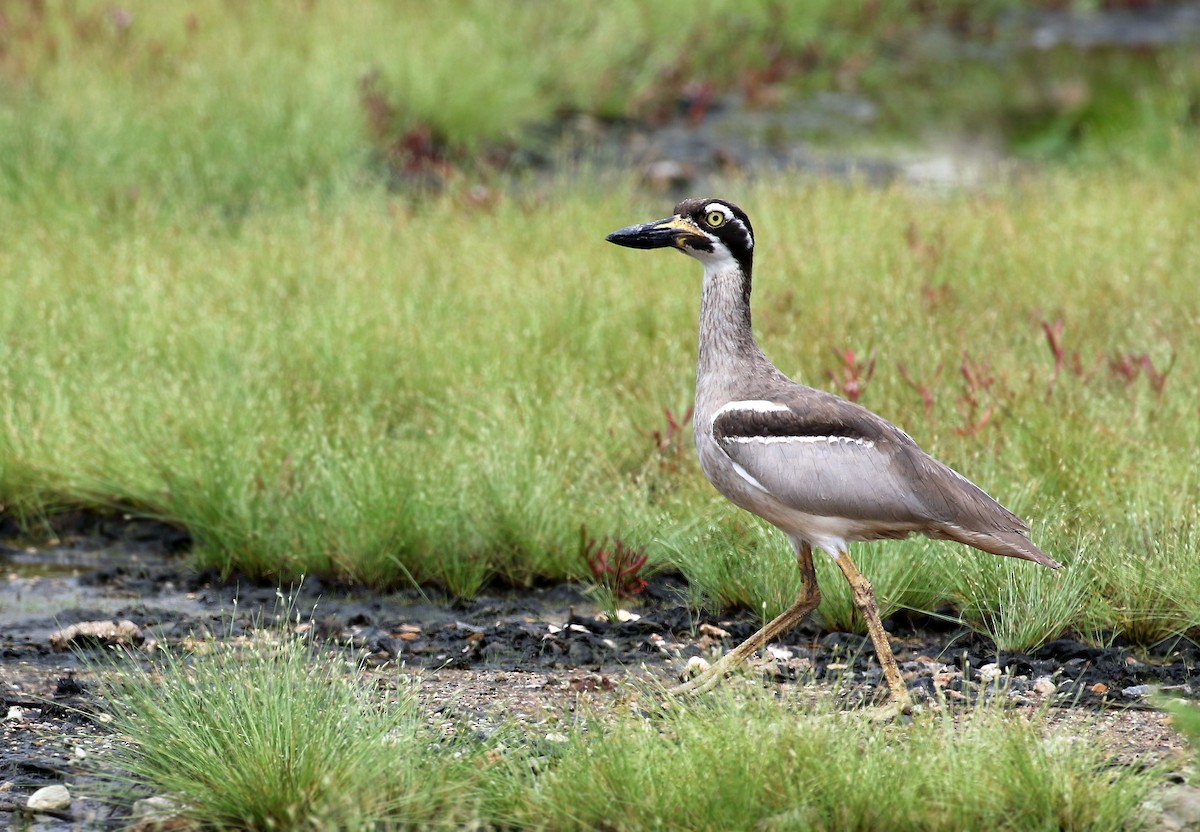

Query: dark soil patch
1;517;1196;829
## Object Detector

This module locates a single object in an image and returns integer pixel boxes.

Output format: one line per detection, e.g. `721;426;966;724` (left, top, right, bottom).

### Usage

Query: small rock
133;796;182;818
785;656;814;675
1032;677;1057;696
49;619;141;651
1122;684;1152;698
544;732;569;743
27;784;71;811
614;609;641;623
6;706;34;721
54;675;86;696
685;656;711;677
131;795;189;831
1090;682;1109;695
978;663;1002;683
699;623;731;639
766;645;793;661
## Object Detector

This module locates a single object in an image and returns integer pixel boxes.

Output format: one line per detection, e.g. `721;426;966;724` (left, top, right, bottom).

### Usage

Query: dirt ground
1;516;1196;829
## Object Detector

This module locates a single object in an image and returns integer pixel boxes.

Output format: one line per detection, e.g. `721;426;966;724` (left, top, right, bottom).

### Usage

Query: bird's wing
709;391;1060;567
709;393;932;524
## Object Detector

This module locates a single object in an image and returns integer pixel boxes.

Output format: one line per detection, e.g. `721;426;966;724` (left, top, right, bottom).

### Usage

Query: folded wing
711;394;1061;568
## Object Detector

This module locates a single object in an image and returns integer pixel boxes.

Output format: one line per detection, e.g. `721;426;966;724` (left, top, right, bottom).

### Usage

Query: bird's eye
705;210;725;228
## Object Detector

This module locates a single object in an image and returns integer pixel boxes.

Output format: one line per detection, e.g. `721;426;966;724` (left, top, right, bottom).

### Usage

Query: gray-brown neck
696;262;772;397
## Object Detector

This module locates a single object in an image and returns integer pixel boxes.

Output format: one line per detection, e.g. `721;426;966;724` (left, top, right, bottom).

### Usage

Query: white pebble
1032;677;1057;696
27;784;71;811
132;795;182;820
978;663;1002;683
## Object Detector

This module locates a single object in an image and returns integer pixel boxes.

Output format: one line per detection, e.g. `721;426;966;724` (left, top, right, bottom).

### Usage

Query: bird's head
606;198;755;276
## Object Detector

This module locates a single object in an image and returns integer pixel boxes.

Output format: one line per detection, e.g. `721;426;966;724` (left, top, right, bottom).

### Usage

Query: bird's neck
696;261;769;385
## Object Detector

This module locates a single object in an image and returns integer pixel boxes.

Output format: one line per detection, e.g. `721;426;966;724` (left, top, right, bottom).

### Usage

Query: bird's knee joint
799;575;821;609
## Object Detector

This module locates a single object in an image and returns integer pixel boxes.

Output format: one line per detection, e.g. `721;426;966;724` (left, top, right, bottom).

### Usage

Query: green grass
94;615;1163;831
4;163;1200;650
493;689;1156;831
6;7;1195;828
95;614;487;829
3;2;1200;651
1164;697;1200;762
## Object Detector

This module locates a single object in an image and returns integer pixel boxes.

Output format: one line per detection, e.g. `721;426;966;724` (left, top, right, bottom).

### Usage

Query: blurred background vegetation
2;0;1198;211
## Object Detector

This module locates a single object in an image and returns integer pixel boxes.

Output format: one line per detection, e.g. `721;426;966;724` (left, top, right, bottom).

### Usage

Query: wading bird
606;198;1060;708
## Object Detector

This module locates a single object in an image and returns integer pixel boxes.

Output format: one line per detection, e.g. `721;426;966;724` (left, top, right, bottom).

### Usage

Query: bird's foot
668;663;728;697
862;697;916;723
886;685;914;716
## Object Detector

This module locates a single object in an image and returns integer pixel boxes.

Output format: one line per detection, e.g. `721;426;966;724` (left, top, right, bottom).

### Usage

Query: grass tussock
96;610;485;830
491;686;1156;831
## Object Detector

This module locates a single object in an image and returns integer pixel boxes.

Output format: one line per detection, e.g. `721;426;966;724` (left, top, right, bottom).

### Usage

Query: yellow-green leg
832;550;911;711
671;541;820;695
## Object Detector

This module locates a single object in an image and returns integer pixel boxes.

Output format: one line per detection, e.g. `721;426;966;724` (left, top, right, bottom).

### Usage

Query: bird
605;197;1061;709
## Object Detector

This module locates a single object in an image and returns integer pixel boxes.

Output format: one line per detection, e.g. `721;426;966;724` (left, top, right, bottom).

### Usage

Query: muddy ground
1;515;1196;829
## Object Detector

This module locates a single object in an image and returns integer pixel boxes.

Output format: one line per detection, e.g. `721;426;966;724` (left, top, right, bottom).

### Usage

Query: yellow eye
705;210;725;227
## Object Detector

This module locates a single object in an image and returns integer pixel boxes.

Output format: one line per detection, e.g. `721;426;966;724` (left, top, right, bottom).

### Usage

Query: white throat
695;247;742;283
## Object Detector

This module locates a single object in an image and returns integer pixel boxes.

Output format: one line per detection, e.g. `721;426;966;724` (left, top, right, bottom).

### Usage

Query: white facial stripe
724;435;877;449
702;202;753;251
704;202;735;223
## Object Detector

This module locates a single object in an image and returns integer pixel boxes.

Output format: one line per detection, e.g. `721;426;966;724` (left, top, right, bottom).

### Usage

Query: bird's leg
670;542;820;696
832;550;911;711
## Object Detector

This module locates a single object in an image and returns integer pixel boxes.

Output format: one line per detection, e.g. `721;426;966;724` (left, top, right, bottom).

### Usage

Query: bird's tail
935;527;1063;569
